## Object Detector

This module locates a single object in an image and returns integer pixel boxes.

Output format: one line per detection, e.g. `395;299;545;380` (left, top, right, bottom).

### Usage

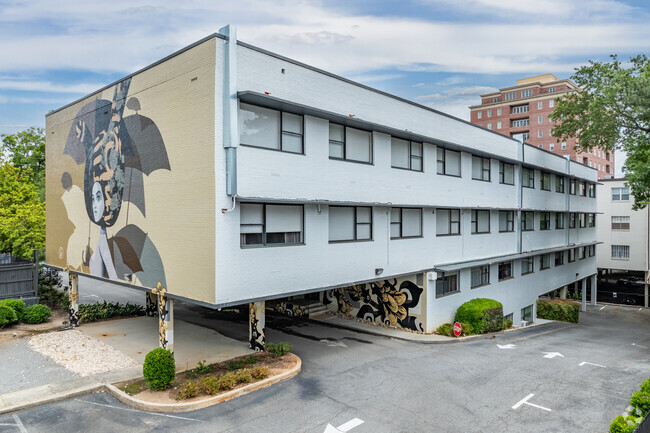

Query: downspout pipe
517;140;524;254
219;25;238;197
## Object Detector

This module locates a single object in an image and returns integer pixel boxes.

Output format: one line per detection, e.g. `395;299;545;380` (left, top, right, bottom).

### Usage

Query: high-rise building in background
469;74;614;179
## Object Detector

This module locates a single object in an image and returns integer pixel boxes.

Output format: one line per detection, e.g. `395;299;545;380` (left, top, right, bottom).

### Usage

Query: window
521;89;532;98
587;213;595;228
495;97;501;103
472;156;490;181
548;88;556;93
497;121;502;129
538;101;543;109
540;212;551;230
579;181;586;196
497;108;502;115
240;203;303;246
541;172;551;191
477;111;482;119
498;261;513;280
568;248;576;262
506;92;516;101
522;304;533;323
569;212;577;229
329;206;372;242
437;148;461;176
471;210;490;234
588;245;595;257
471;265;490;288
555;212;565;229
550;143;554;151
579;247;586;259
579;213;586;228
561;142;567;150
239;103;304;153
436;272;459;297
538;115;543;124
391;138;422;171
390;208;422;239
512;132;530;142
436;208;461;236
521;211;534;231
612;187;630;201
487;109;492;117
569;179;576;195
538;130;543;138
522;167;534;188
499;210;514;232
538;144;543;149
329;124;372;163
554;251;564;266
521;257;534;275
499;162;514;185
487;123;492;130
540;253;550;270
555;176;565;193
512;105;529;114
612;216;630;230
512;119;529;128
549;99;555;108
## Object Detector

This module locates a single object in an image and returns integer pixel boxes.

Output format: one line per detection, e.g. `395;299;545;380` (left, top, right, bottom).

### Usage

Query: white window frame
390;208;423;239
328;206;373;243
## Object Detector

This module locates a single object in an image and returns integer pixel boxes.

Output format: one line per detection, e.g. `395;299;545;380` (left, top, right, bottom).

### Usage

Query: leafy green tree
0;164;45;258
549;55;650;209
0;127;45;201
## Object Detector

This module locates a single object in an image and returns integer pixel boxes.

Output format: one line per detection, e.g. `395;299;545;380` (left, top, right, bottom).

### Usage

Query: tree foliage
0;164;45;258
549;55;650;209
0;127;45;201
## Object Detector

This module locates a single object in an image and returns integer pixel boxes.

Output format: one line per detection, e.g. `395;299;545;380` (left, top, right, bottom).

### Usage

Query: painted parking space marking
497;344;516;349
579;361;606;368
13;414;27;433
512;394;551;412
632;343;648;349
324;418;364;433
74;399;204;422
543;352;564;359
599;306;606;311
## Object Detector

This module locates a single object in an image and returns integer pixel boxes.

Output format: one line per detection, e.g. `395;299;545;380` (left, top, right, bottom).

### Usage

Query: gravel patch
28;330;141;376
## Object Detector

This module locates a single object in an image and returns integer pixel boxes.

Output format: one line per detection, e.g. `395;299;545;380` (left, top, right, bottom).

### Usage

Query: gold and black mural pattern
249;303;265;351
324;278;424;332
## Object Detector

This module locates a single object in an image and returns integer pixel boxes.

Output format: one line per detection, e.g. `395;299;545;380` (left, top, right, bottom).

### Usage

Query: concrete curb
104;353;302;413
0;382;104;415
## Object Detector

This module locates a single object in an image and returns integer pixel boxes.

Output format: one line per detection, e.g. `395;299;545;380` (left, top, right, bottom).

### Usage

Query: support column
590;274;597;306
249;301;266;351
68;272;80;327
581;279;587;312
560;286;567;299
145;292;158;317
154;283;173;353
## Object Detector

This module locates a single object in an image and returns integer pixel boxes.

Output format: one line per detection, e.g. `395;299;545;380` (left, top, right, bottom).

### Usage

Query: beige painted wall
45;38;217;304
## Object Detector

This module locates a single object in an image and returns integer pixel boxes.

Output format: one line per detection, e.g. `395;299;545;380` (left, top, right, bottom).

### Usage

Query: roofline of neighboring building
479;78;580;96
468;88;576;110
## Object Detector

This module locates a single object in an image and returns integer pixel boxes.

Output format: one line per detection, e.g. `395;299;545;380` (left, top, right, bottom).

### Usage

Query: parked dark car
617;279;634;287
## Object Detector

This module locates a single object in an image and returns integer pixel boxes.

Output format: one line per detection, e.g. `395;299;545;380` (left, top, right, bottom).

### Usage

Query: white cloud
415;85;498;120
346;73;404;83
0;80;105;94
436;76;463;86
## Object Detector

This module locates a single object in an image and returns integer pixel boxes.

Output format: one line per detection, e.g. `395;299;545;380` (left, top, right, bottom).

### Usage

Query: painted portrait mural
323;277;426;332
61;78;170;286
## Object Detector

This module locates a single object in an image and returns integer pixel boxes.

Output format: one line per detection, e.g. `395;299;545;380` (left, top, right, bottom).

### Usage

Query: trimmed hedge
0;299;25;321
22;304;51;324
536;299;579;323
609;377;650;432
0;305;18;328
143;348;176;391
454;298;504;334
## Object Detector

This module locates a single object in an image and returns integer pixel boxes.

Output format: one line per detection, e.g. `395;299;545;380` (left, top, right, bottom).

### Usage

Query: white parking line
74;399;204;422
579;361;606;368
512;394;551;412
599;306;605;311
13;414;27;433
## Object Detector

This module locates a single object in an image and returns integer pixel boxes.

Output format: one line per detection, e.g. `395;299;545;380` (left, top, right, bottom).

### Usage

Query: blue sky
1;0;649;168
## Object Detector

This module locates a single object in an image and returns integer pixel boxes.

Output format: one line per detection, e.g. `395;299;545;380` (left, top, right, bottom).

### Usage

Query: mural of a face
91;182;103;223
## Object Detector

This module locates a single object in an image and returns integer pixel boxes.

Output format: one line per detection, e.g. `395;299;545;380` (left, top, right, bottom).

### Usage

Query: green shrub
0;299;25;321
640;378;650;394
143;348;175;391
78;301;145;323
196;360;212;374
246;356;259;365
226;359;244;371
630;389;650;417
609;415;638;433
536;299;579;323
252;365;270;379
177;381;200;400
217;372;238;390
201;377;221;395
0;305;18;328
266;342;292;357
436;323;453;336
504;319;513;329
38;266;68;309
185;369;197;379
234;368;253;384
454;298;504;334
22;304;51;324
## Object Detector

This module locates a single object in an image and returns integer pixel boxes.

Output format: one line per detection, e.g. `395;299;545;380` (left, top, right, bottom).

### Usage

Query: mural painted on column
60;78;170;287
323;276;426;332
